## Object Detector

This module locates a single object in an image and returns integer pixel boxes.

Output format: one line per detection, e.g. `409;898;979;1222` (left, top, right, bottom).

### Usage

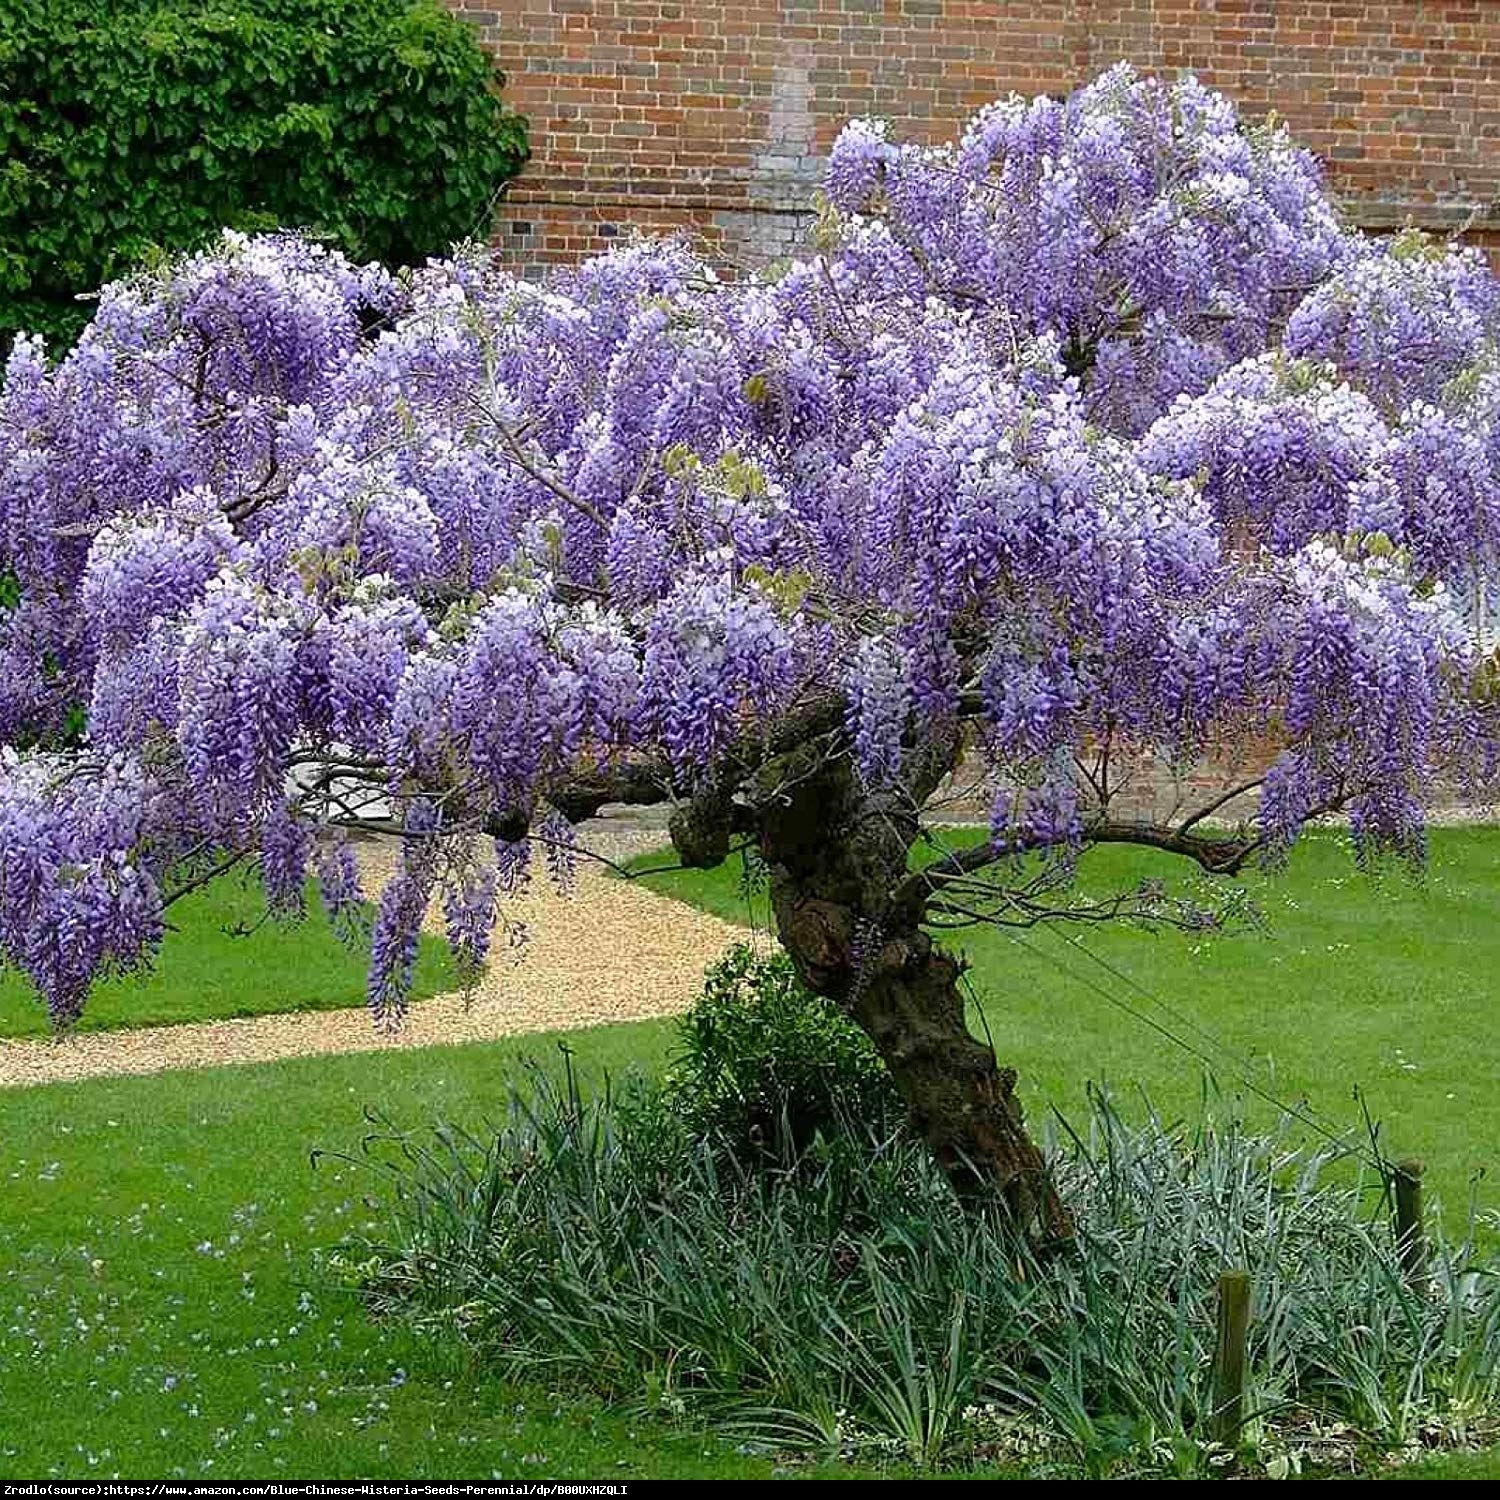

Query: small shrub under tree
667;943;902;1156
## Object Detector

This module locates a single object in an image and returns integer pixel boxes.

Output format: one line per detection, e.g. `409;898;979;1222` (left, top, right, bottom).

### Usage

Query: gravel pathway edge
0;826;752;1091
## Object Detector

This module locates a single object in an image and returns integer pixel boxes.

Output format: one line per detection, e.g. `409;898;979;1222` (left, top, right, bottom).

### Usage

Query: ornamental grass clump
331;1039;1500;1478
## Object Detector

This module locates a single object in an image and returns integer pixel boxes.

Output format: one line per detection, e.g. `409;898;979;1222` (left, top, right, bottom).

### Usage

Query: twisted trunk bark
737;733;1069;1239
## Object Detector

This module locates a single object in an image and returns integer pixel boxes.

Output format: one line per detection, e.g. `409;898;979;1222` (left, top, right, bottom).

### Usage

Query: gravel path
0;821;750;1091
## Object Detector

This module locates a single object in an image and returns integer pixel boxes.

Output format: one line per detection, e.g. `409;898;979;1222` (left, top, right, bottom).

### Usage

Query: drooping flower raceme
0;69;1495;1026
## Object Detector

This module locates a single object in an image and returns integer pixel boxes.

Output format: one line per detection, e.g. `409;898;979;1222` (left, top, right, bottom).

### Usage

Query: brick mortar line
500;186;1497;234
504;189;815;216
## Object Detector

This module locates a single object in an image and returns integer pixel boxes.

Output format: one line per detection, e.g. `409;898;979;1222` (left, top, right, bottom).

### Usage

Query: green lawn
0;1024;949;1481
2;826;1498;1479
1391;1448;1500;1480
629;825;1500;1226
0;877;452;1038
0;1012;1492;1479
0;1024;723;1480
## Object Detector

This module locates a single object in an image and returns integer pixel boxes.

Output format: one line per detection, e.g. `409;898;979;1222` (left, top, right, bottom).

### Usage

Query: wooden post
1210;1269;1252;1447
1392;1157;1427;1292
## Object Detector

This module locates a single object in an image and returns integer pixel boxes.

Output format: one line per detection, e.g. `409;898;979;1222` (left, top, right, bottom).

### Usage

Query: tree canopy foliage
0;70;1495;1177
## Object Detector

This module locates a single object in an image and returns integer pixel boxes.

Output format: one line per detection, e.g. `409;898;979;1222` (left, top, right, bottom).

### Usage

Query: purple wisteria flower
0;71;1493;1026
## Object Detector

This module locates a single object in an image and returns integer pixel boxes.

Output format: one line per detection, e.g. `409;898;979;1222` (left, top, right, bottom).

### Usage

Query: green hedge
0;0;528;345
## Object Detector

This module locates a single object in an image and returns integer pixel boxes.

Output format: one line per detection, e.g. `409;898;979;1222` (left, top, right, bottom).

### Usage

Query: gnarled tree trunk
715;731;1069;1239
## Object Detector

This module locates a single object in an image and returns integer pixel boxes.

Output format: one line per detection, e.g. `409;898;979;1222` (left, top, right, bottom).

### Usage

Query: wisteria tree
2;66;1497;1231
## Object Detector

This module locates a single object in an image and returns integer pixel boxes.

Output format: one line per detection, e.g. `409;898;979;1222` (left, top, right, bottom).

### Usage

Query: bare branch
160;846;252;910
467;391;610;532
926;883;1226;934
889;809;1280;925
1085;818;1261;874
1175;778;1265;836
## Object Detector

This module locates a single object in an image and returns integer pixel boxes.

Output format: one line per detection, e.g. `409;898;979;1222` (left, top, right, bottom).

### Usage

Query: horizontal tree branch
1086;818;1260;874
1175;778;1265;836
160;846;252;910
889;814;1270;924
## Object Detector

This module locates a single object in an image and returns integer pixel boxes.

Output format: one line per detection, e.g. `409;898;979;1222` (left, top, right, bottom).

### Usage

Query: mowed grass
1392;1449;1500;1481
0;1009;1492;1477
0;1024;780;1481
0;877;452;1039
629;825;1500;1224
0;1027;996;1481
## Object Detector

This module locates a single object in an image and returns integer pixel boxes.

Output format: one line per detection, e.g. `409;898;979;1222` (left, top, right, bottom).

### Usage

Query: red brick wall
451;1;1500;274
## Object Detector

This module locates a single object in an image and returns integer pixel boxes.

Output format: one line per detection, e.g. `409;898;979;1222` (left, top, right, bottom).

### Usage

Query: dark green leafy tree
0;0;528;345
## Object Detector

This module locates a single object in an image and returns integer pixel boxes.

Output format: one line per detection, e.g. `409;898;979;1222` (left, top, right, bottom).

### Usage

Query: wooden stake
1393;1157;1427;1292
1210;1268;1252;1447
